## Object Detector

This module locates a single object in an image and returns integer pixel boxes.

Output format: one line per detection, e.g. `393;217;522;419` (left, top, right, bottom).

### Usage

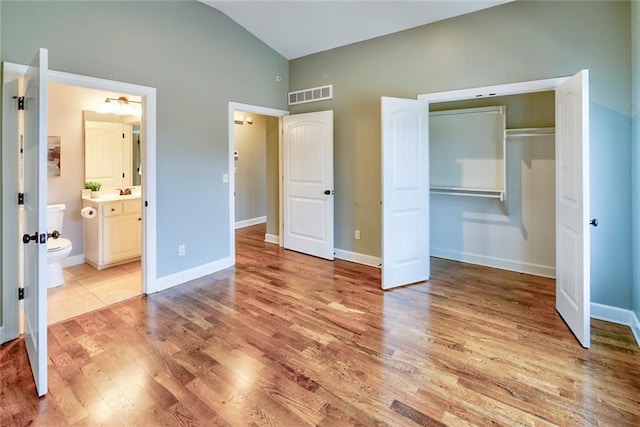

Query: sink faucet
118;188;132;196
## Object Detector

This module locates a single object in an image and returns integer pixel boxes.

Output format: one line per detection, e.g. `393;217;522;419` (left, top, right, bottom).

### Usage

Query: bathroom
45;82;143;323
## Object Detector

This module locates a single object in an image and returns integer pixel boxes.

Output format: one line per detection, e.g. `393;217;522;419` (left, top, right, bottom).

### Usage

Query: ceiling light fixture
101;96;142;116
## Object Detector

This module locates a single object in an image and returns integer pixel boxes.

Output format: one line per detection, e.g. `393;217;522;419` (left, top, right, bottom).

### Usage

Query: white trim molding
432;248;555;278
235;216;266;229
153;257;233;293
632;312;640;347
334;249;381;268
418;76;569;103
62;255;86;268
264;233;280;244
591;303;640;349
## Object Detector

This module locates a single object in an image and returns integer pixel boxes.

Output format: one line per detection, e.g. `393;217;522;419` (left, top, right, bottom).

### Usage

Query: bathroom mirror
83;111;141;189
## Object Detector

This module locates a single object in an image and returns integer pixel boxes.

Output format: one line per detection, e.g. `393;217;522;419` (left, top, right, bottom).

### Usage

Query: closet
429;92;556;278
430;105;506;201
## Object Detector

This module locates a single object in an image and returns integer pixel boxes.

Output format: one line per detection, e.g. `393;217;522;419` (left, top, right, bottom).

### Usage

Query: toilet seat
47;237;71;252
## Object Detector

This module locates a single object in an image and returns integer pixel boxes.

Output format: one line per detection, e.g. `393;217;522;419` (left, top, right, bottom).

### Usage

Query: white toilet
47;204;73;288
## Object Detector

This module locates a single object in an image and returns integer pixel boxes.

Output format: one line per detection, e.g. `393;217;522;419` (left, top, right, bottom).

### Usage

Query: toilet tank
47;204;66;233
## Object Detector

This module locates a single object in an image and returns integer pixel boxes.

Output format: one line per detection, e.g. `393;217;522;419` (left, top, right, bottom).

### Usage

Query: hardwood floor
1;224;639;426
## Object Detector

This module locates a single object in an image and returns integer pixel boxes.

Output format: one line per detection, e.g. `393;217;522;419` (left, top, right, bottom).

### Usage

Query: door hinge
18;288;24;300
13;96;25;111
18;193;24;205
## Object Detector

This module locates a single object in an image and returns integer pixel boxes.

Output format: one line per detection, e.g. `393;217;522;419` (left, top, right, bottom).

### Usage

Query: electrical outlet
178;244;186;256
354;230;361;240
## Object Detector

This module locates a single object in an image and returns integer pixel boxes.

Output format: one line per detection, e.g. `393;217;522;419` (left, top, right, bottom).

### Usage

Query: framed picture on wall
47;136;61;177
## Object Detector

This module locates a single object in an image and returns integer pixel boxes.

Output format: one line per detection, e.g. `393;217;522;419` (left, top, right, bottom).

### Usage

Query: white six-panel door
381;97;430;290
282;111;334;260
555;70;590;348
22;48;49;396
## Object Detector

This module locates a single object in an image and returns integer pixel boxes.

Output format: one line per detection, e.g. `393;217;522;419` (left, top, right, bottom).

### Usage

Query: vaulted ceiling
200;1;513;60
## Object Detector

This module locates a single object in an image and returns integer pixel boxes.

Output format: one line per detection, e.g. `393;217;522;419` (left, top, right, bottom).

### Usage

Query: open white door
282;110;334;260
1;71;21;345
381;97;430;290
555;70;590;348
22;48;49;396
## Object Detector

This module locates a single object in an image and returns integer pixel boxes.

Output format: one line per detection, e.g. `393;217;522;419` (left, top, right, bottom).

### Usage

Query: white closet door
381;97;430;290
555;70;590;348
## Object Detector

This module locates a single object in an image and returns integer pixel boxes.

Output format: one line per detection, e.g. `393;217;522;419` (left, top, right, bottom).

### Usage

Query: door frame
418;76;569;103
282;110;335;260
227;102;288;262
2;63;158;341
417;73;591;339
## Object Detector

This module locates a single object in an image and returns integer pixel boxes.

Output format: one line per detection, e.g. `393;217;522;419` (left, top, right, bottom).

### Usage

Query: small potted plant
85;181;102;198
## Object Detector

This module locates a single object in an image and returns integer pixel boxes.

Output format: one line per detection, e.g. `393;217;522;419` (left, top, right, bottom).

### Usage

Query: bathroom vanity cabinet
83;196;142;270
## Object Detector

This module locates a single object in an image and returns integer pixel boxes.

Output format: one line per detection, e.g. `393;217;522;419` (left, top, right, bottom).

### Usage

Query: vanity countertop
82;193;141;203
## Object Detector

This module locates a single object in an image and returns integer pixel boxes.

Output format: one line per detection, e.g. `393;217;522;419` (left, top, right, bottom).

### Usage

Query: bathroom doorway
45;82;145;324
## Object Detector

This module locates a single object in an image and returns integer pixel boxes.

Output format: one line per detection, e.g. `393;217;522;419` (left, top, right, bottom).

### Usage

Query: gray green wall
1;1;288;287
1;1;637;324
632;1;640;322
289;1;633;309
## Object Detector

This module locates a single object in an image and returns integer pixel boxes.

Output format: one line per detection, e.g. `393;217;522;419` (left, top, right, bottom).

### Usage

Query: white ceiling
200;1;513;60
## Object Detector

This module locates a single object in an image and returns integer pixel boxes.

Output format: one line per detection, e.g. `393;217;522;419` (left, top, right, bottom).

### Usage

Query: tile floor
47;261;142;325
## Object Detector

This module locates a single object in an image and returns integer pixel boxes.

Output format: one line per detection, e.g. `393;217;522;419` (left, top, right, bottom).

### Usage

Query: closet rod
430;188;505;202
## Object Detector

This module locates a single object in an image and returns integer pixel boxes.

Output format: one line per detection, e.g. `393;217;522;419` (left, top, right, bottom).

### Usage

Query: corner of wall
591;302;640;349
632;310;640;348
631;0;640;323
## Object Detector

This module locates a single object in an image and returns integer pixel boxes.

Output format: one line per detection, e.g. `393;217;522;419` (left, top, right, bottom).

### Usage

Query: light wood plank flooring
1;224;639;426
48;261;142;325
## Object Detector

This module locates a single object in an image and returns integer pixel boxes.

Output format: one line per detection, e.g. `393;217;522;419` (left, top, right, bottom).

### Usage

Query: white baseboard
264;233;280;244
431;248;555;278
62;254;86;268
591;302;640;349
0;320;18;344
151;256;233;293
632;311;640;347
235;216;266;229
334;249;381;268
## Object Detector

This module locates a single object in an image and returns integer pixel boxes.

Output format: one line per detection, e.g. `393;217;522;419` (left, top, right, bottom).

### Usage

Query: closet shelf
430;186;505;202
506;127;555;137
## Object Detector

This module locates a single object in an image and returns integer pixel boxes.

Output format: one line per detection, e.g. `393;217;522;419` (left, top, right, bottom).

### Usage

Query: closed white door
555;70;591;348
282;111;334;260
381;97;430;290
22;48;49;397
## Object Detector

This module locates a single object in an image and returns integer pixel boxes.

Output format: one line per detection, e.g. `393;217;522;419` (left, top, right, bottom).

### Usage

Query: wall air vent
288;84;333;106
